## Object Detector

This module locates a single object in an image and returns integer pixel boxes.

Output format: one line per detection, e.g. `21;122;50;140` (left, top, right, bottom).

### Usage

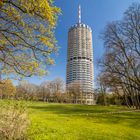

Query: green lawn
27;102;140;140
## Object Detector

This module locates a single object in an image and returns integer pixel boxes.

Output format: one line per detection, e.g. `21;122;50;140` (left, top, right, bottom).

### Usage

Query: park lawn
27;102;140;140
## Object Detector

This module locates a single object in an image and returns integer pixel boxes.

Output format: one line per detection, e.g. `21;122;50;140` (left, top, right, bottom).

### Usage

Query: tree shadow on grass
28;103;140;130
89;112;140;129
28;104;122;114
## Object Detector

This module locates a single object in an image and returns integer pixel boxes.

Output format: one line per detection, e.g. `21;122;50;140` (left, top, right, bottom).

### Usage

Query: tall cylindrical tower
66;6;94;104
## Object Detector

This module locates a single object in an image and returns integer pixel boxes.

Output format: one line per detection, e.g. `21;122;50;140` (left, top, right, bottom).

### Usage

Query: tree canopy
0;79;16;98
0;0;60;77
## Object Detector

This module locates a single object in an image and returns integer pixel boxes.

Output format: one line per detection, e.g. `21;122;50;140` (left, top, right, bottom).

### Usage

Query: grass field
27;102;140;140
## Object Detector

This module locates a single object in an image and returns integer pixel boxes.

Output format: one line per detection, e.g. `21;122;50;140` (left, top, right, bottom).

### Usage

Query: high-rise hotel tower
66;6;94;104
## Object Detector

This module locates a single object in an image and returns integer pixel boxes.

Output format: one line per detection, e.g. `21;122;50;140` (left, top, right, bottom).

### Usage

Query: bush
0;100;30;140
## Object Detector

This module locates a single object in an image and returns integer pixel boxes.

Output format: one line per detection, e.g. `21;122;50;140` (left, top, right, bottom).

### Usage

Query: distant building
66;5;95;105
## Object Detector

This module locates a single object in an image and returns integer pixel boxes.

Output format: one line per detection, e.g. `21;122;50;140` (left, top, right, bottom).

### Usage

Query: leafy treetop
0;0;61;78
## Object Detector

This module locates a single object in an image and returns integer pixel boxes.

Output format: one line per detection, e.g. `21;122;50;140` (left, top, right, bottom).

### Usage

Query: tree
16;81;38;100
39;81;52;102
38;78;64;102
99;3;140;109
0;0;60;77
0;79;16;99
52;78;64;102
67;81;83;104
96;74;108;105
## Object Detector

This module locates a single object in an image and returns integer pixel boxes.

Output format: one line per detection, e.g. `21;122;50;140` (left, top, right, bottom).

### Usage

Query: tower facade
66;6;94;104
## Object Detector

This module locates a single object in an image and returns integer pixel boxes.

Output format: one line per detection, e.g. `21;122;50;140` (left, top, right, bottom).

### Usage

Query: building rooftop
69;23;92;32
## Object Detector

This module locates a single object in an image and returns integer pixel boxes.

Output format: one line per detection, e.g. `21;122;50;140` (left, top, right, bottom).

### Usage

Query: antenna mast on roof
78;5;81;23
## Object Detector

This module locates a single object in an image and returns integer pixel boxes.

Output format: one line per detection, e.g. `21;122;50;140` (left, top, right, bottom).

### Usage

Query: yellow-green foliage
0;100;29;140
0;79;16;98
27;102;140;140
0;0;60;77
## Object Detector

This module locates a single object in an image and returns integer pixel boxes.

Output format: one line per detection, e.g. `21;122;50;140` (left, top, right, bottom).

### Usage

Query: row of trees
0;78;64;102
0;77;125;106
16;78;66;102
98;3;140;109
0;78;94;104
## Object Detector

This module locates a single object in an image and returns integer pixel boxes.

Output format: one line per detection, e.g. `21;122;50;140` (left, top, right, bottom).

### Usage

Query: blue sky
19;0;139;85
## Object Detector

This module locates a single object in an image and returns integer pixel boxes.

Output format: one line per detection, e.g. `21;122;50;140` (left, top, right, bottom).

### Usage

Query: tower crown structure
78;5;81;23
66;5;94;105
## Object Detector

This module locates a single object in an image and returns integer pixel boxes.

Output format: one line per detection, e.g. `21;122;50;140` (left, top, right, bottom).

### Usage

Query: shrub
0;100;30;140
